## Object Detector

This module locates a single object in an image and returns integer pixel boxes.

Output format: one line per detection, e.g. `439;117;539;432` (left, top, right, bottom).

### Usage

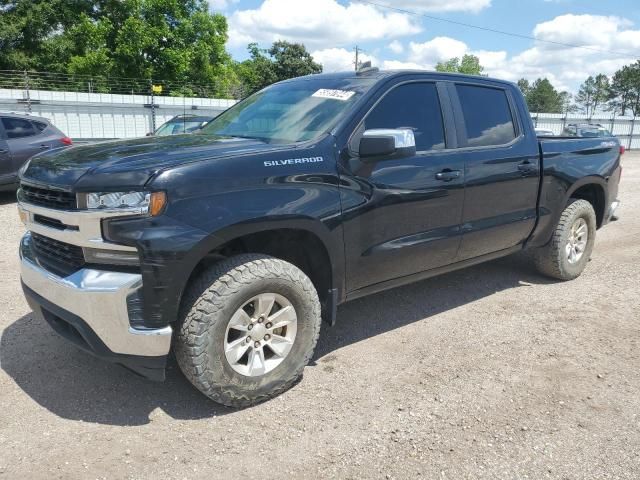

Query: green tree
559;91;576;114
517;78;531;97
575;75;610;116
608;62;640;116
74;1;231;93
0;0;235;97
236;41;322;96
519;78;565;113
0;0;96;71
435;54;484;75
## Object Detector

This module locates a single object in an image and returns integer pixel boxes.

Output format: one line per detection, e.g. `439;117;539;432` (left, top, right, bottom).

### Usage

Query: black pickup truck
17;70;622;407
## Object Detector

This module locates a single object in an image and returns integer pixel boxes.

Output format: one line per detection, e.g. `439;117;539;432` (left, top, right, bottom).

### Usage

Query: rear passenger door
450;82;540;260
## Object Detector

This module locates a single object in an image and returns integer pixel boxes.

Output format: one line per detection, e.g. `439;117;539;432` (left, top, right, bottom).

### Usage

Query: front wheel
175;254;321;408
531;199;597;280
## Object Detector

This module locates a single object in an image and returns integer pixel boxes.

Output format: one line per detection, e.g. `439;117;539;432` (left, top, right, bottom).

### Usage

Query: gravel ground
0;153;639;480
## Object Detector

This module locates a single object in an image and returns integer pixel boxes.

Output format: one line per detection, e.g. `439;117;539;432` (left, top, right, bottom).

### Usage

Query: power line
356;0;639;59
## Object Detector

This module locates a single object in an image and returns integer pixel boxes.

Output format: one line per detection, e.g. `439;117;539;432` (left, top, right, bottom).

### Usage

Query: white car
535;128;555;136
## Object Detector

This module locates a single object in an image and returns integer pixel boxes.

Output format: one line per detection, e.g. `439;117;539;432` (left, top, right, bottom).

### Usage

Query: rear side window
33;121;48;132
456;85;516;147
364;82;445;151
1;117;37;139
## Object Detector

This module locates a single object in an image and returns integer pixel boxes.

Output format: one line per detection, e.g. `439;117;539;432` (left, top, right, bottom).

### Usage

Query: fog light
83;248;140;266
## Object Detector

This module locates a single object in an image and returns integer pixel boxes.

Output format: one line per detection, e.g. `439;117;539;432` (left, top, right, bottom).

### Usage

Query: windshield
199;77;375;143
156;120;208;136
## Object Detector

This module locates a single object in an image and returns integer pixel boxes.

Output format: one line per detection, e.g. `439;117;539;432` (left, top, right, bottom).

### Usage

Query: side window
33;121;48;132
1;117;37;139
364;83;445;151
456;84;516;147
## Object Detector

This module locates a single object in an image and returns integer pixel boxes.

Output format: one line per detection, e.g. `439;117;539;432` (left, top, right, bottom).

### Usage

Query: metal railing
532;112;639;150
0;70;240;137
0;70;244;99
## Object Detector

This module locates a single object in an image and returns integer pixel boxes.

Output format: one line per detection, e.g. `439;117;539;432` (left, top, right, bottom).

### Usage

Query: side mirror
359;128;416;161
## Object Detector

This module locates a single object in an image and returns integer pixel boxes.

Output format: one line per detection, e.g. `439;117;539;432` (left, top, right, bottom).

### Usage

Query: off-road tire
532;199;597;280
175;254;321;408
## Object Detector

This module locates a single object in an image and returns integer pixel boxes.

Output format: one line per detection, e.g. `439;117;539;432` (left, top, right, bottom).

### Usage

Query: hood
20;134;285;190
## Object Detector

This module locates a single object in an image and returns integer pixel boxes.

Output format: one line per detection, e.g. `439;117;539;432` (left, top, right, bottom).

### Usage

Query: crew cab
17;70;622;407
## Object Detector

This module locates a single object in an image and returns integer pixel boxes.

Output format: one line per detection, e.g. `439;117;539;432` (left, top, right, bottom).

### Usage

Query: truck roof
278;70;517;89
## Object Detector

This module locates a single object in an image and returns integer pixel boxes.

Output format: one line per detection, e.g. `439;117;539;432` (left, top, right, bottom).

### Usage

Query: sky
208;0;640;94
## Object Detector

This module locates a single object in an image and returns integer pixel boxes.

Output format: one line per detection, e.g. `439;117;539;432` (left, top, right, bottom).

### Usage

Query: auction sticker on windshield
312;89;356;101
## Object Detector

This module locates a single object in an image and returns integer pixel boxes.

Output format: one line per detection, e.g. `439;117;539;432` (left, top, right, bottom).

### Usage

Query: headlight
84;191;166;215
86;191;149;209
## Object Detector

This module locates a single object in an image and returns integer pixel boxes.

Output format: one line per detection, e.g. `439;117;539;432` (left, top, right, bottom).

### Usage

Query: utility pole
354;46;359;72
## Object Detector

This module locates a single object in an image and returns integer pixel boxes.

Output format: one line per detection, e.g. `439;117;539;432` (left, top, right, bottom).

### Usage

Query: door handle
0;149;7;154
39;144;51;150
435;169;461;182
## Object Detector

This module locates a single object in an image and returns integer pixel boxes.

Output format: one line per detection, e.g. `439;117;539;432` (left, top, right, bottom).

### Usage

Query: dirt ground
0;153;638;480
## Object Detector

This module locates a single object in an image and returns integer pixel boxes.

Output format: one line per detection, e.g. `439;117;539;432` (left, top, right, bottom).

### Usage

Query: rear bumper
19;232;172;380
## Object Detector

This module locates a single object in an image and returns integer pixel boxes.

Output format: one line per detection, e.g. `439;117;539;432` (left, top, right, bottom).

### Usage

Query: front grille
31;233;85;277
21;184;76;210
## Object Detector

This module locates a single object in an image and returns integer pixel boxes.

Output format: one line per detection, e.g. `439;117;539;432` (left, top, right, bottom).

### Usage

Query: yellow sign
151;85;163;94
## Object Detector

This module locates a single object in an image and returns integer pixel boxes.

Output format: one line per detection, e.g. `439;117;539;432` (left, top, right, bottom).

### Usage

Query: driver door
340;81;465;293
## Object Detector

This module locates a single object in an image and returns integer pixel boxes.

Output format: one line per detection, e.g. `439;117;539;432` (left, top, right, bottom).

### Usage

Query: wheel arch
178;217;344;323
564;177;608;228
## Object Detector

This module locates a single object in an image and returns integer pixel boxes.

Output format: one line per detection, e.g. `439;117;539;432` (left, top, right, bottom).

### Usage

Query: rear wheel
531;199;596;280
175;254;321;408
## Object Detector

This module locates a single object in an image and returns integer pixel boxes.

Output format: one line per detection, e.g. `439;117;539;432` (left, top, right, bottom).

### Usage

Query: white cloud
390;14;640;93
408;37;468;65
372;0;491;13
228;0;421;49
501;14;639;91
312;48;378;72
228;5;639;95
533;14;632;51
381;59;427;70
388;40;404;54
208;0;238;10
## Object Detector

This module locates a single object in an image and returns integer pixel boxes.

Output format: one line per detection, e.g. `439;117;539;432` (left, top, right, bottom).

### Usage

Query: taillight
60;137;73;146
620;145;625;155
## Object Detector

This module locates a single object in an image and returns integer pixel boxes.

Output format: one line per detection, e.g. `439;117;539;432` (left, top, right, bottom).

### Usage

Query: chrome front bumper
20;232;172;357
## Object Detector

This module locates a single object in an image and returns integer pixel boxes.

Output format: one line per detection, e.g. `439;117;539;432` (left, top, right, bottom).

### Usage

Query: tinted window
364;83;445;151
33;121;48;132
456;85;516;147
2;117;37;139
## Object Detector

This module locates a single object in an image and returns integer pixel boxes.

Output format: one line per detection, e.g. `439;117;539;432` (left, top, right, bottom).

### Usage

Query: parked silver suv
0;112;72;191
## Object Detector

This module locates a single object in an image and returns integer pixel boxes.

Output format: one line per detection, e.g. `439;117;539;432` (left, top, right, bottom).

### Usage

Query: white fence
0;88;237;139
532;112;639;149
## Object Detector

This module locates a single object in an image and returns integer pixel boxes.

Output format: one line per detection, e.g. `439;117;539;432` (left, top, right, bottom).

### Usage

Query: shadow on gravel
1;315;235;425
313;253;553;359
0;191;17;206
1;253;551;425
